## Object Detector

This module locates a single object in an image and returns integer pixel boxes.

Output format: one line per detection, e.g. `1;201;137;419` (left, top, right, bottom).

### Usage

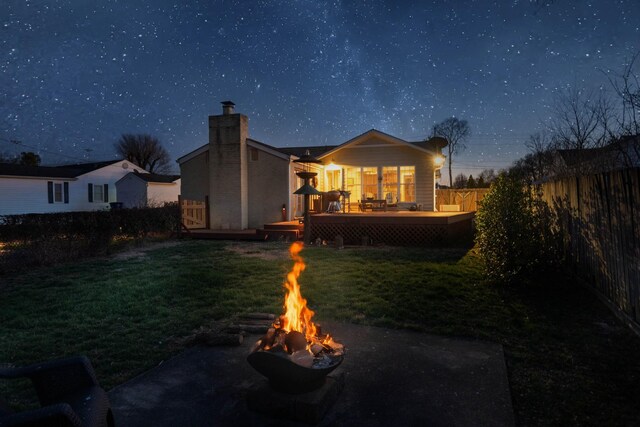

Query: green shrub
0;205;180;273
475;174;562;283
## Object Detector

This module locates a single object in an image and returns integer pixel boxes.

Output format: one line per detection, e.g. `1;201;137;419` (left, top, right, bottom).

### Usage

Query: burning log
285;331;307;353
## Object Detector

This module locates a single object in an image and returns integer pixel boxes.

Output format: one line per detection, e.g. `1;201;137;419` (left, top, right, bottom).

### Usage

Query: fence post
177;195;183;238
205;195;210;229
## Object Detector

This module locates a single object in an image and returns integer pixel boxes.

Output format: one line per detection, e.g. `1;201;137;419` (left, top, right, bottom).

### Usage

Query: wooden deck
181;212;475;246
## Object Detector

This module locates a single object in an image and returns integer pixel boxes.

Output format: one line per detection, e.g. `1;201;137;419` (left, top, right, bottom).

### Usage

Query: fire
280;242;318;341
248;241;344;373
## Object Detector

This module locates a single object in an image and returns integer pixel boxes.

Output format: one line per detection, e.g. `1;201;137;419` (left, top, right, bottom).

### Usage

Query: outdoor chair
0;356;114;427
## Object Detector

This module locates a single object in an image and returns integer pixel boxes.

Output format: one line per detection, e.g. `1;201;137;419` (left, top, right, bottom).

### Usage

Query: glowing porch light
433;154;445;168
325;161;341;171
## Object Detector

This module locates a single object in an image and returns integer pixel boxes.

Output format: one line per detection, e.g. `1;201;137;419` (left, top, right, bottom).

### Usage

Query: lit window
399;166;415;202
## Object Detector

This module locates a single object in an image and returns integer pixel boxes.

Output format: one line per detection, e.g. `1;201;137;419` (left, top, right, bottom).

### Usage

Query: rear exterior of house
0;160;147;216
177;102;446;230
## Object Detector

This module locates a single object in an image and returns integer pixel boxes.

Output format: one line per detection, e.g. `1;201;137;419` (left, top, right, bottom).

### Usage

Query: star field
2;0;639;178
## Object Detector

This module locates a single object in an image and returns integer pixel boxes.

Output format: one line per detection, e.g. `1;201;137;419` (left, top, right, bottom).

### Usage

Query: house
115;171;181;208
551;135;640;178
0;159;147;216
177;101;447;230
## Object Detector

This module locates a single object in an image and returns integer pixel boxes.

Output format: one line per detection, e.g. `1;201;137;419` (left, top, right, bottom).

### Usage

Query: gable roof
246;138;292;160
52;159;124;175
0;159;130;179
540;136;640;183
176;144;209;164
130;171;180;183
555;135;640;173
314;129;443;160
0;163;79;179
176;130;447;166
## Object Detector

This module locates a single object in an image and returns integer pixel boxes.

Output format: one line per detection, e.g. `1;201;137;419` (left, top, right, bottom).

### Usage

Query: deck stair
258;220;303;241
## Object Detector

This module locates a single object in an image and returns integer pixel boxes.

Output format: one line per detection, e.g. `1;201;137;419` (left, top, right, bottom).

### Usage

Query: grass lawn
1;239;639;425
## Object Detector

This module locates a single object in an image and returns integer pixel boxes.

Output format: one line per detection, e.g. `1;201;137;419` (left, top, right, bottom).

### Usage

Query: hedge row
0;205;180;273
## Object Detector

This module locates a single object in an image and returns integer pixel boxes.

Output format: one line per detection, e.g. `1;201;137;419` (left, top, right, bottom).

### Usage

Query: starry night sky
2;0;639;181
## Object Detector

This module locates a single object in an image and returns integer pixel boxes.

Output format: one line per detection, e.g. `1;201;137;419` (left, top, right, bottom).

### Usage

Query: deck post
177;195;183;238
205;195;211;229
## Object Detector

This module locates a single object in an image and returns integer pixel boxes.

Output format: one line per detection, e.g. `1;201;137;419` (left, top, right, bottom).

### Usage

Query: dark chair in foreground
0;356;114;427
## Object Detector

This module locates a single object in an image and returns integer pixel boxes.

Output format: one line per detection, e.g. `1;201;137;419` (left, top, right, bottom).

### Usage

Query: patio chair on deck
0;355;114;427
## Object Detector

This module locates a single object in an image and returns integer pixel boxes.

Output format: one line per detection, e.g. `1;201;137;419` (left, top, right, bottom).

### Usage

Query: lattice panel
310;223;449;246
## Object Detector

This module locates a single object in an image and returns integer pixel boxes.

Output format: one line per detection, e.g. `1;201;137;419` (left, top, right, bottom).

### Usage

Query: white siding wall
0;177;73;215
147;179;180;206
0;160;147;215
326;138;437;210
116;174;148;208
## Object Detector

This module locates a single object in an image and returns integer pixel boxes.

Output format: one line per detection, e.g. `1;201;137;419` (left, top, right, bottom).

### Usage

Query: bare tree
548;87;614;150
432;117;471;187
525;132;555;180
115;134;171;173
607;51;640;136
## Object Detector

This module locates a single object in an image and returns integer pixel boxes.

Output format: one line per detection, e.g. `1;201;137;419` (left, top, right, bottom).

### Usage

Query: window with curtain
345;167;362;202
382;167;398;204
362;167;377;199
399;166;415;202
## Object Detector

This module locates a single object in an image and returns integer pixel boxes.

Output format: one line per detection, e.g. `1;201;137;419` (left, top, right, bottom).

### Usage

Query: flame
280;242;318;341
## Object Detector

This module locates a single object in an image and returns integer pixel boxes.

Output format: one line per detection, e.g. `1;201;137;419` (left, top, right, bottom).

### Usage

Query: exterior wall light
325;161;341;171
433;154;445;168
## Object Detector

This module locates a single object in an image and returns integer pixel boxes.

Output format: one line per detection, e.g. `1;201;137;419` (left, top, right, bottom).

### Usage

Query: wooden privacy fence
179;196;209;229
436;188;490;212
540;168;640;333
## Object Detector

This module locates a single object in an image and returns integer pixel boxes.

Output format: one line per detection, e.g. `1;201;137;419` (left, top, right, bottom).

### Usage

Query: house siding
247;149;290;228
147;179;180;206
116;174;147;208
0;160;147;215
179;151;209;202
0;177;74;215
327;140;437;210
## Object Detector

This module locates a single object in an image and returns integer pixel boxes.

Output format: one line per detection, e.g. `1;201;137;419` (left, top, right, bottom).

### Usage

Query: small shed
116;171;181;208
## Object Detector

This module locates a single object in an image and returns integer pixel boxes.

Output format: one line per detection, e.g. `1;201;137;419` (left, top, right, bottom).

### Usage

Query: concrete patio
109;322;515;426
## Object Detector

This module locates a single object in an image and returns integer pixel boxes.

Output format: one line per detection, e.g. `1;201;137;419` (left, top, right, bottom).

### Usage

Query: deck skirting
309;212;474;246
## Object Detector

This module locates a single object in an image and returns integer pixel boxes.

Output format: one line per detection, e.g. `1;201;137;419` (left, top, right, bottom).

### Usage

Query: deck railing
436;188;490;212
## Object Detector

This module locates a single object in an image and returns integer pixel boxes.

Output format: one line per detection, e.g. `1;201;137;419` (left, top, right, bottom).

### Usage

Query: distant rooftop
132;171;180;183
0;159;124;178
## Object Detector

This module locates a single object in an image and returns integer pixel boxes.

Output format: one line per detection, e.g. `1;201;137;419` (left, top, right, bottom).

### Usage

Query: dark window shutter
104;184;109;202
63;182;69;203
47;181;54;204
88;183;93;202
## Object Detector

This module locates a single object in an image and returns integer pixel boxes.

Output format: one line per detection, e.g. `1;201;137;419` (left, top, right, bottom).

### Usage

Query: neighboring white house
115;171;181;208
0;159;147;216
177;101;447;230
